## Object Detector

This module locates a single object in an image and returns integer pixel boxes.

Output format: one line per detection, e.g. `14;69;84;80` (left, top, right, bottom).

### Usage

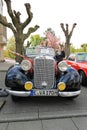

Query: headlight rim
21;59;32;71
58;61;68;72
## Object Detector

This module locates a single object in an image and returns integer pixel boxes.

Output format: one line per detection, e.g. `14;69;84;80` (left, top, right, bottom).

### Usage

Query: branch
4;0;13;18
66;24;68;36
60;23;66;36
0;15;16;33
4;0;20;28
25;3;31;15
22;3;33;30
69;23;77;39
23;25;39;40
13;10;21;24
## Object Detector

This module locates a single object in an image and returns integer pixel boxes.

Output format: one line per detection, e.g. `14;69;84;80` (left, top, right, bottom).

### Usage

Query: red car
66;52;87;86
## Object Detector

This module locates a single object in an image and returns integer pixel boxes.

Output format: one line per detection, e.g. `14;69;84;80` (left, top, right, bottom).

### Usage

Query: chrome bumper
59;90;81;97
6;89;81;97
6;89;31;97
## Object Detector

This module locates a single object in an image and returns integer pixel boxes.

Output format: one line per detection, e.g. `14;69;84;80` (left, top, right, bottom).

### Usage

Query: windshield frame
25;47;55;58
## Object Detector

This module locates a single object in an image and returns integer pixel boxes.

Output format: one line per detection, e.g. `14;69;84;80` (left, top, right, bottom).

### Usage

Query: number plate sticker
34;90;58;96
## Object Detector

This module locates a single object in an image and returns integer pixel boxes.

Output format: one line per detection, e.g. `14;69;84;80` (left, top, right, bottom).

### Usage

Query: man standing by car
54;45;65;62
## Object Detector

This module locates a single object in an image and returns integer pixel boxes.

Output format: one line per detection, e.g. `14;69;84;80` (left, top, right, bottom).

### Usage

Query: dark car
66;52;87;86
5;47;81;101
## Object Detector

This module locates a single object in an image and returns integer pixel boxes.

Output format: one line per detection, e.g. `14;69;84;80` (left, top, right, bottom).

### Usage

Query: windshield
77;53;87;62
25;47;55;57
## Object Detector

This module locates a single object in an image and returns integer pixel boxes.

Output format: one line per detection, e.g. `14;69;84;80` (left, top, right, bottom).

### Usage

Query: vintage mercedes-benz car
66;52;87;86
5;47;81;101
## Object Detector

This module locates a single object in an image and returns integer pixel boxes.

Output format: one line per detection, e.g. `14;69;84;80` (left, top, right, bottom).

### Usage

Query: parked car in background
66;52;87;86
5;47;81;101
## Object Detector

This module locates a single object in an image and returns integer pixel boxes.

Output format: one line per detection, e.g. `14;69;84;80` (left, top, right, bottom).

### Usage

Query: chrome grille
34;57;55;89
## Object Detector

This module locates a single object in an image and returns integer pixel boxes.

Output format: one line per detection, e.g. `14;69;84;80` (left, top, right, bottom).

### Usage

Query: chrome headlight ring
58;61;68;72
21;60;32;71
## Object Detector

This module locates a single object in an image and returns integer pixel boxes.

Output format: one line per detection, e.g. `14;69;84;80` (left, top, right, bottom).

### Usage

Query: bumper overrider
5;88;81;97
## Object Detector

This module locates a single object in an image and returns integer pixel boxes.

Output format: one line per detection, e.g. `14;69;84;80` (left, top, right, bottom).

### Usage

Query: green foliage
81;43;87;52
70;44;76;53
29;34;43;47
70;43;87;54
6;36;16;59
3;49;9;58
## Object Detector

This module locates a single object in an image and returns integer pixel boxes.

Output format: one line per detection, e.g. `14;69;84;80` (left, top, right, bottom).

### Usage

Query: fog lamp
58;82;66;91
24;81;33;90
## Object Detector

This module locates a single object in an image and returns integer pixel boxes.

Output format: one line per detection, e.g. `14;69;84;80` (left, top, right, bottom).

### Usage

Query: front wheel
11;95;20;102
79;71;86;86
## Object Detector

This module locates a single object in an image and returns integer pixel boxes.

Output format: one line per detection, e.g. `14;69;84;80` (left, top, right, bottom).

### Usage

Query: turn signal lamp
58;82;66;91
24;81;33;90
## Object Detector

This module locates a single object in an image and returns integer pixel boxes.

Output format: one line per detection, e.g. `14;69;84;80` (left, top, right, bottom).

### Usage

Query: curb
0;110;87;123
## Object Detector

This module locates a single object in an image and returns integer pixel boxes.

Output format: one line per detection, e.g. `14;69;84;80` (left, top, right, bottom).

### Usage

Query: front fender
5;65;28;88
59;67;80;85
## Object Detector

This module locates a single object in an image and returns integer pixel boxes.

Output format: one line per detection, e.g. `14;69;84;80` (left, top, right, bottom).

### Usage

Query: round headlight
58;61;68;72
21;60;32;71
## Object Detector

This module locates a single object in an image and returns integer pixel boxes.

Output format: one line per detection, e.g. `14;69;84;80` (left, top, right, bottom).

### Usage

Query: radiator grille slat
34;58;55;89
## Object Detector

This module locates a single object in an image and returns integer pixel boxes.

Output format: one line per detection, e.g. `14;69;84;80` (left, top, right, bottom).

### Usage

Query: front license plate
34;90;58;96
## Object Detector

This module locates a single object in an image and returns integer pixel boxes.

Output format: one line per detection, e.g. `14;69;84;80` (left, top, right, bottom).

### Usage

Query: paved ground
0;58;15;72
0;116;87;130
0;58;15;114
0;59;87;130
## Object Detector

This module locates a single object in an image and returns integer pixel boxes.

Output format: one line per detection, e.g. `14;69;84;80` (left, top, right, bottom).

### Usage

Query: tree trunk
65;42;70;58
65;38;71;58
15;36;24;63
60;23;77;58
